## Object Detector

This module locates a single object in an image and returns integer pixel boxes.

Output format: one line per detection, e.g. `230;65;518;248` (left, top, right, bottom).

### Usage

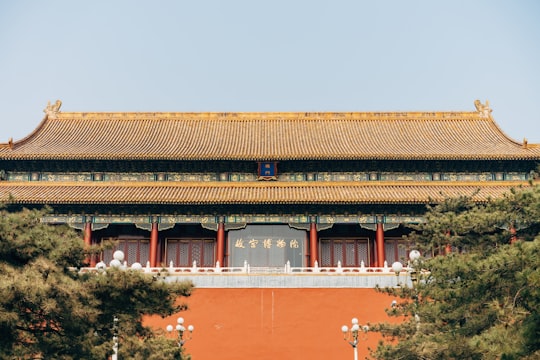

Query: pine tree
370;185;540;360
0;207;194;359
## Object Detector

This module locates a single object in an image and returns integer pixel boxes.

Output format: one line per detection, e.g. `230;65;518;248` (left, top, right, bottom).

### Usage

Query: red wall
147;288;399;359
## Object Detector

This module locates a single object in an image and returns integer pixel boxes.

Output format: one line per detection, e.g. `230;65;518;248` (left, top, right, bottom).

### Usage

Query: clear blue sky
1;0;539;143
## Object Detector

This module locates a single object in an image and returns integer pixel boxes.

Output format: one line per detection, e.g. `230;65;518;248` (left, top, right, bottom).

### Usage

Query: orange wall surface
147;288;399;360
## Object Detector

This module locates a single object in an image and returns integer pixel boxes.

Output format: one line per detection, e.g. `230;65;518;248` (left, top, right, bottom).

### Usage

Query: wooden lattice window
384;238;409;263
319;238;370;267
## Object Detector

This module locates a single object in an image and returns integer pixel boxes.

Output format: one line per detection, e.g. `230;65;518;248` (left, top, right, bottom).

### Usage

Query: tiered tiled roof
1;104;538;206
1;109;539;161
0;181;534;205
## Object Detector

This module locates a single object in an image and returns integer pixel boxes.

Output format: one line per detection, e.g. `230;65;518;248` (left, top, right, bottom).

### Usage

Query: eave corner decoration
474;99;492;117
44;99;62;119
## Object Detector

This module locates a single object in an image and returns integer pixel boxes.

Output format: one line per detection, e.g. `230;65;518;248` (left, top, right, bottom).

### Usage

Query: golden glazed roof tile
1;109;539;161
0;181;535;205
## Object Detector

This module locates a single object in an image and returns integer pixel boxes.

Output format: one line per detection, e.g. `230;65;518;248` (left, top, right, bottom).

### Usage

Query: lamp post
341;317;368;360
391;261;403;286
408;250;421;286
408;250;422;331
95;250;143;360
166;317;194;348
112;316;119;360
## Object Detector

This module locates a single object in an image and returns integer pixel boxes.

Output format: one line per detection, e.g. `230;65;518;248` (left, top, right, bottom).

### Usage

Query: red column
150;220;159;267
376;218;385;267
445;230;452;255
445;244;452;255
216;219;225;267
510;223;517;244
83;220;94;267
309;218;318;267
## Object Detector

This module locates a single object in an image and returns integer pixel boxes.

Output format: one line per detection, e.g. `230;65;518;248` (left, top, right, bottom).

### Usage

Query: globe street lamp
96;249;144;272
110;250;124;268
408;249;422;331
409;250;422;331
391;261;403;286
94;250;142;360
341;317;368;360
166;317;194;348
408;249;421;286
409;249;421;262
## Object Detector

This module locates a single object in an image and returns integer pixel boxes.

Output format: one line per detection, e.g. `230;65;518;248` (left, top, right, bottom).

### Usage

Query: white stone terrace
81;260;416;289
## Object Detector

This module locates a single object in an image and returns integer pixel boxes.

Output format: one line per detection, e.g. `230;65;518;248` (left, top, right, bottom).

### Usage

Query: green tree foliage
370;185;540;360
0;207;194;359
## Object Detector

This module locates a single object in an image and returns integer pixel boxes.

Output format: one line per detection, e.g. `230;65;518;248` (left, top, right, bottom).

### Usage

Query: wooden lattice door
165;239;215;267
102;238;150;266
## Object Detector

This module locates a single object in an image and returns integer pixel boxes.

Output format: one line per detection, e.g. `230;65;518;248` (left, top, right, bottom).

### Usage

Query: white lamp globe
131;262;143;270
113;250;125;262
409;250;421;261
187;325;194;332
95;261;106;271
391;261;403;273
341;325;349;333
166;324;173;332
110;259;122;268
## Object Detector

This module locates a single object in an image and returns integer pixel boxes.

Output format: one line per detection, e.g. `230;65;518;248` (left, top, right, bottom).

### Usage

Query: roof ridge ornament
474;99;492;117
44;99;62;119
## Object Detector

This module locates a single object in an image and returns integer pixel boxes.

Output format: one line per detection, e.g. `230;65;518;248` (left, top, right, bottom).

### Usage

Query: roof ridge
54;111;485;120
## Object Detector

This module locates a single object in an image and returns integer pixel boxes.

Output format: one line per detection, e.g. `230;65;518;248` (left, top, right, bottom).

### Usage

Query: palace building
1;101;539;359
0;100;539;271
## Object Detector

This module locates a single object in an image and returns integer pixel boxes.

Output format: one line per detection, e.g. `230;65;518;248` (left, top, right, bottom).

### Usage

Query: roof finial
523;138;528;148
474;99;492;117
44;99;62;119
